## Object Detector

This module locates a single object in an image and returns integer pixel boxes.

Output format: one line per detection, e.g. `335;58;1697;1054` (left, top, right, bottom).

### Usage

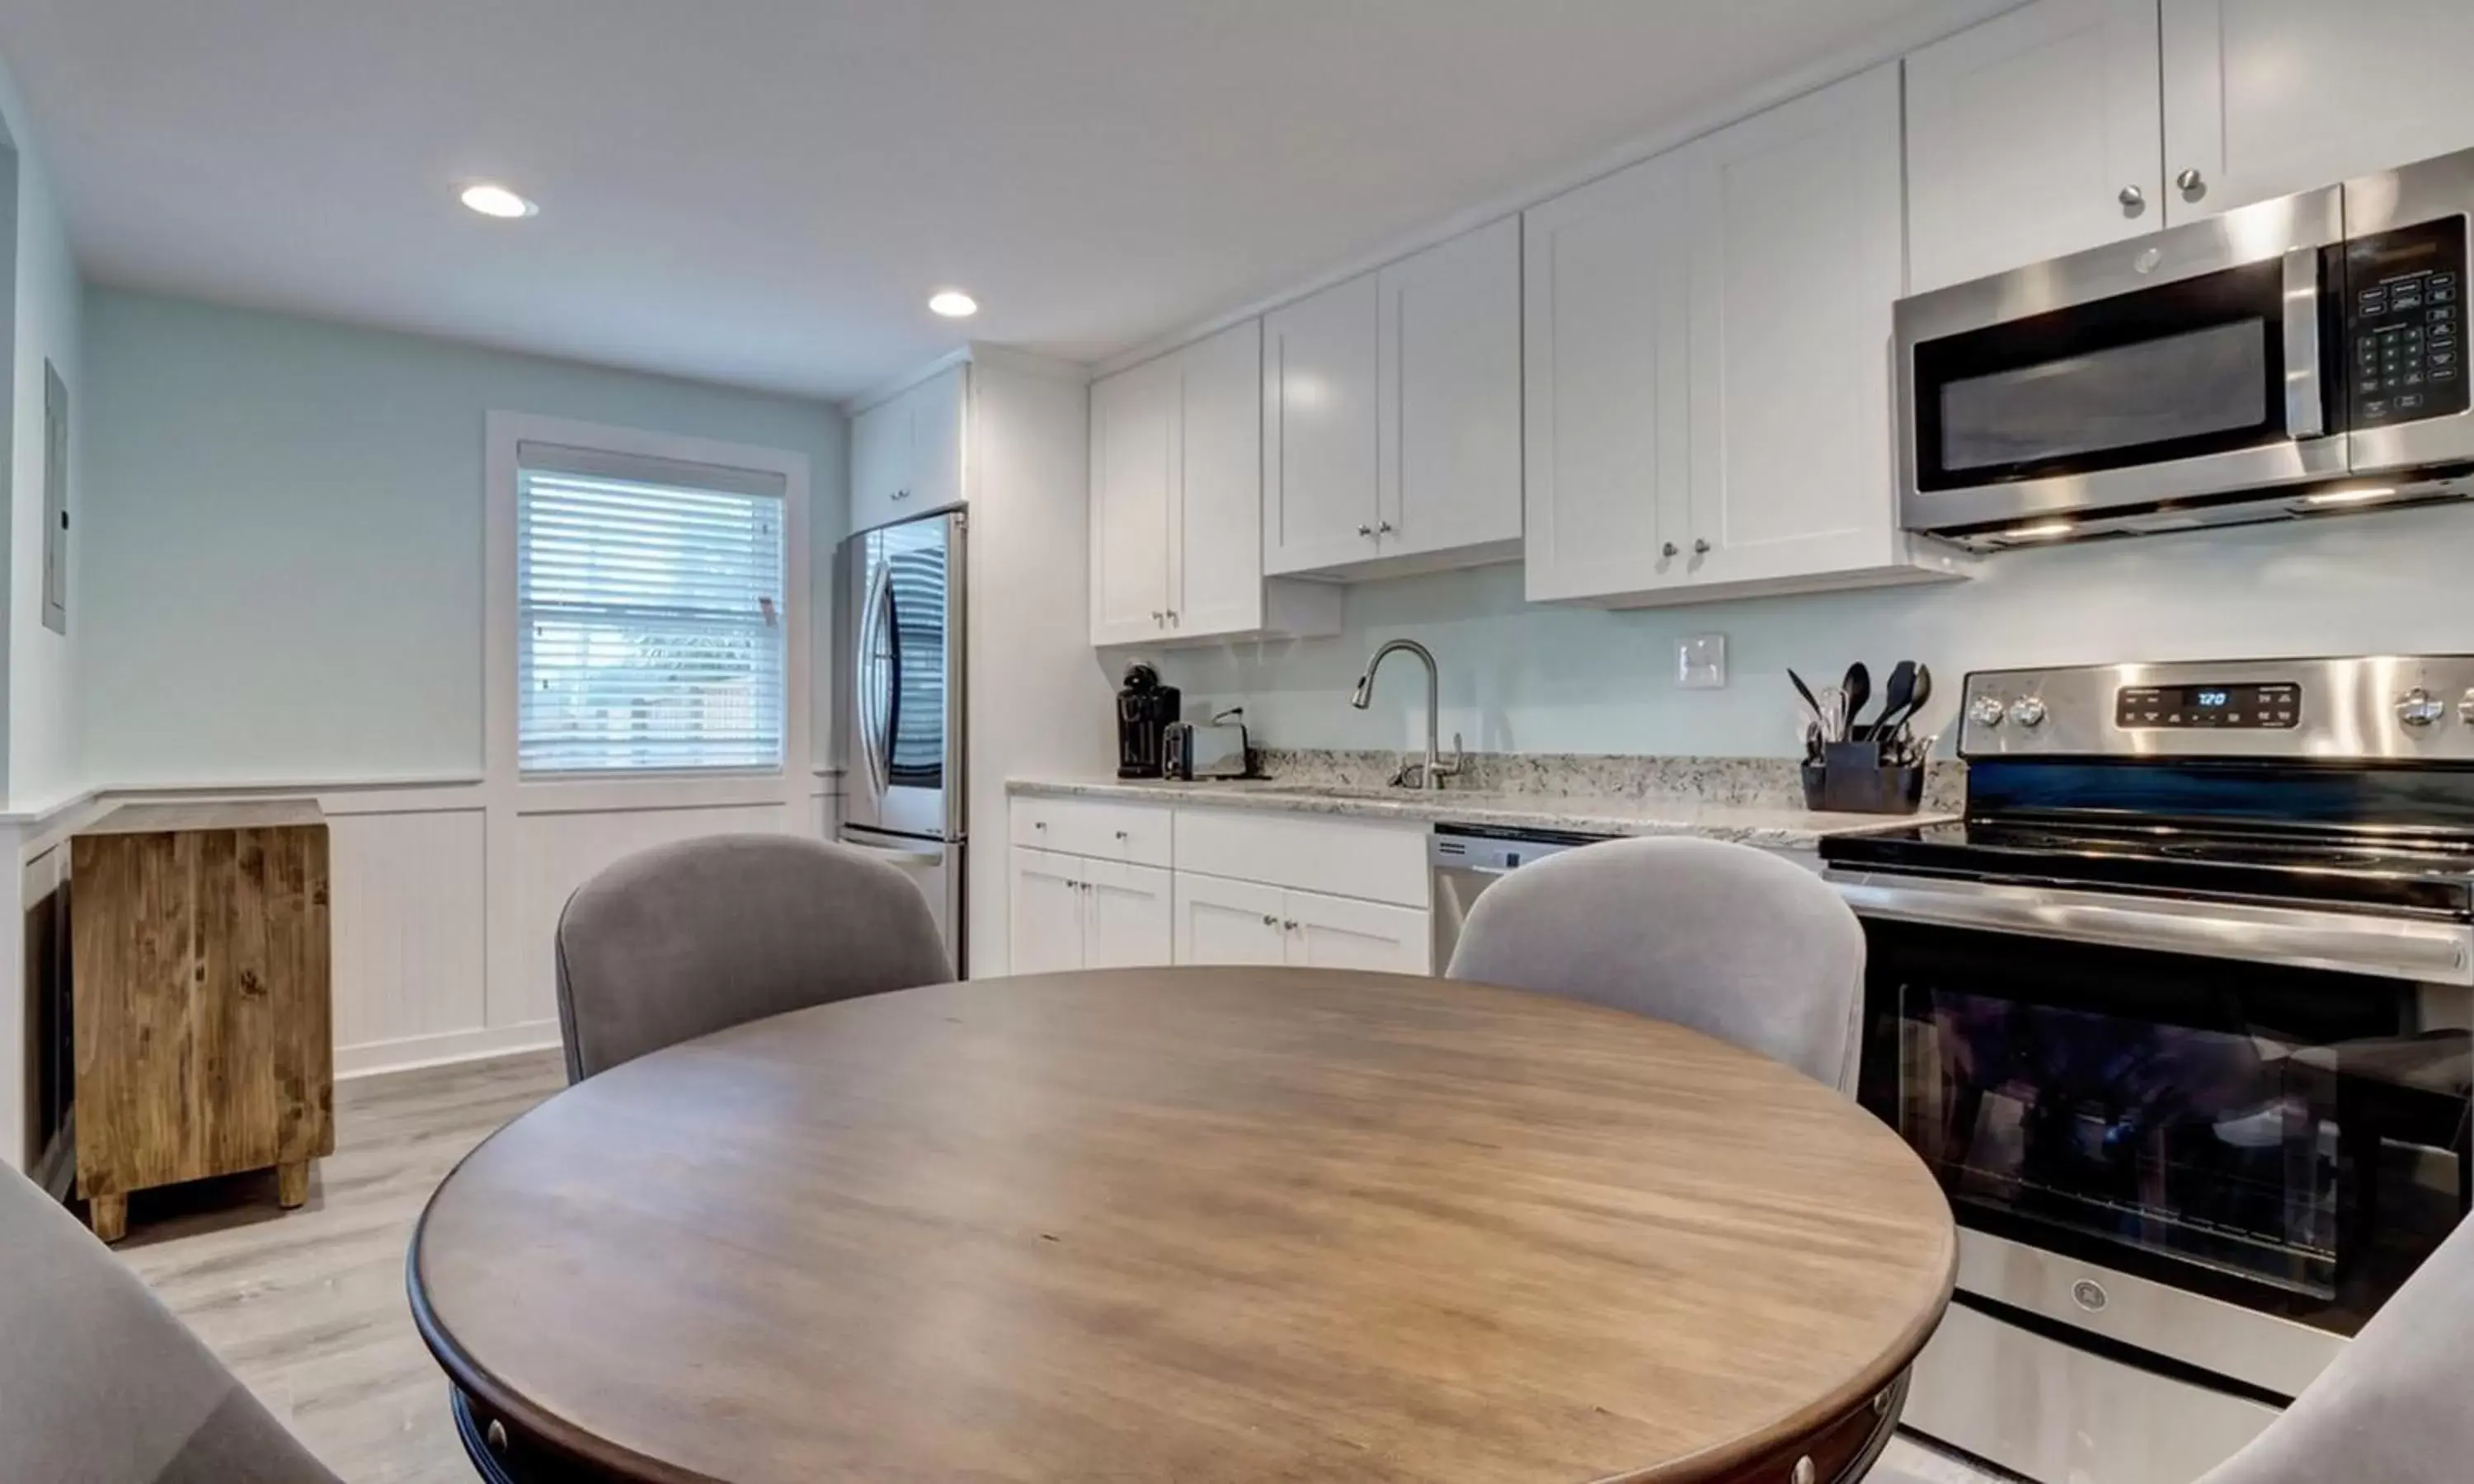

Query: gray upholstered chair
2194;1209;2474;1483
1446;835;1866;1092
0;1162;341;1484
554;834;952;1081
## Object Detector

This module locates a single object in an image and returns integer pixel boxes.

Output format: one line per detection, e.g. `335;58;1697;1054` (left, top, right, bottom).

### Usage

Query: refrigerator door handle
856;555;894;801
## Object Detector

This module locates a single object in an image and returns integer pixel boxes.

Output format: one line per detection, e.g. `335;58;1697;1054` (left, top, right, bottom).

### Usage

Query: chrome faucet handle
1437;733;1466;778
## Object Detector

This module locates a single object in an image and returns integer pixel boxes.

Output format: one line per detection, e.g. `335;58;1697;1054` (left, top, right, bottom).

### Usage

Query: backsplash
1254;748;1967;814
1155;505;2474;759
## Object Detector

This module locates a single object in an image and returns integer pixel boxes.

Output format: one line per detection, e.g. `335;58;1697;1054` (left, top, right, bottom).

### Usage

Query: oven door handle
2284;246;2326;439
1823;870;2473;984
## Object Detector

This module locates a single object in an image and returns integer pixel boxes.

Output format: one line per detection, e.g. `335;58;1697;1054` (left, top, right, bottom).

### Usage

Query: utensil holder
1800;748;1924;815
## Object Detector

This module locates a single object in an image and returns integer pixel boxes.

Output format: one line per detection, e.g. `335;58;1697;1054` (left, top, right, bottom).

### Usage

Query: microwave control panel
2348;216;2469;428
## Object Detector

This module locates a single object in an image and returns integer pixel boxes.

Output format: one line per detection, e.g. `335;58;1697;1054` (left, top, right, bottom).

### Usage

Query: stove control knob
2397;688;2446;728
2460;689;2474;726
2010;696;2048;729
1967;694;2006;729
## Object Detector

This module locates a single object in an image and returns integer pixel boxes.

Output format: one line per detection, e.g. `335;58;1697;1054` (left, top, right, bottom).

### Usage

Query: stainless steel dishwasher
1429;824;1617;969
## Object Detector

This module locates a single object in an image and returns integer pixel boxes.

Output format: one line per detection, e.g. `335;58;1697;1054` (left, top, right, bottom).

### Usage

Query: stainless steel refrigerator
839;509;967;972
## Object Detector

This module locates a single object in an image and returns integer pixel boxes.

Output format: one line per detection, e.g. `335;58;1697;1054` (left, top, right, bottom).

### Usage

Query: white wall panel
501;803;796;1029
327;808;487;1056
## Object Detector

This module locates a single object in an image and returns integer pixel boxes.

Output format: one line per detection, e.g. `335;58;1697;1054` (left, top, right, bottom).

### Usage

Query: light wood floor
114;1050;2008;1483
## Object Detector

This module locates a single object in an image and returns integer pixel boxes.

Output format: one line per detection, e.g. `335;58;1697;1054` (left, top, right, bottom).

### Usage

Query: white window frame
485;412;811;812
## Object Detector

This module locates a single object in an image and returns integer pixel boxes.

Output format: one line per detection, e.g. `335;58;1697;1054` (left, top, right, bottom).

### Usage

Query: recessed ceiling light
459;183;538;219
928;289;979;318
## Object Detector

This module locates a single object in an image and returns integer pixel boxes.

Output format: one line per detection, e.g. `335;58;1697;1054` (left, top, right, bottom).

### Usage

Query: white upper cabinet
1523;149;1693;603
1686;63;1912;589
849;365;969;534
1263;221;1524;579
1378;216;1523;565
1526;63;1953;608
1905;0;2165;293
2161;0;2474;223
1172;320;1272;636
1088;355;1174;646
1263;272;1381;574
1088;322;1340;648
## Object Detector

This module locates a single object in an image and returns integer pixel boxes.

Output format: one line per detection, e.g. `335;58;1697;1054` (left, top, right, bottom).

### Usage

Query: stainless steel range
1821;657;2472;1484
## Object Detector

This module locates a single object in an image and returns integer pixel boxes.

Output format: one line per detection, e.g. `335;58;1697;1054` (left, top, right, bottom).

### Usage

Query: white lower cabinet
1008;846;1171;973
1014;803;1433;977
1172;873;1428;973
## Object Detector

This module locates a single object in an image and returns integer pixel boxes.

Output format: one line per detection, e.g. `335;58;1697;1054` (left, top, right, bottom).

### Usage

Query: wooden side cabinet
70;801;334;1242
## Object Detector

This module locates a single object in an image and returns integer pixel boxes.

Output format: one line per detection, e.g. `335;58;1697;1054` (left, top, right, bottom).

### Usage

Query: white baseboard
336;1021;562;1079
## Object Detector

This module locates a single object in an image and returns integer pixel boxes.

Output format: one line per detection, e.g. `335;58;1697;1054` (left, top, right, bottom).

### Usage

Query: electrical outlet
1677;633;1726;689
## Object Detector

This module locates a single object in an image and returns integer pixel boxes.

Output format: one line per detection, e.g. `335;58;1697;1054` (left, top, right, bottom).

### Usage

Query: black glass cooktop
1823;817;2474;918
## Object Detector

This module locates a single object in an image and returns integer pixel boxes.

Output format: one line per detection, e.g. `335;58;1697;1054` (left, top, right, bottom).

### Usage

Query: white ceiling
0;0;2006;402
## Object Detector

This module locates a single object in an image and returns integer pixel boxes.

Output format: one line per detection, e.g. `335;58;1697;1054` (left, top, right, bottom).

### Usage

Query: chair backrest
2194;1209;2474;1483
555;834;952;1082
0;1163;341;1484
1446;835;1867;1091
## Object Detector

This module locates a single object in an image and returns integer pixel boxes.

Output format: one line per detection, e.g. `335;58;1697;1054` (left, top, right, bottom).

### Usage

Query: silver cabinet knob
1150;611;1164;625
1357;524;1374;538
2009;696;2047;729
2175;167;2206;198
1376;521;1395;534
1032;820;1047;831
1113;829;1128;841
1261;913;1279;926
1165;609;1179;626
1282;919;1299;931
486;1421;509;1454
2119;184;2145;214
1967;693;2006;729
1692;538;1710;556
1662;542;1679;558
2398;688;2446;728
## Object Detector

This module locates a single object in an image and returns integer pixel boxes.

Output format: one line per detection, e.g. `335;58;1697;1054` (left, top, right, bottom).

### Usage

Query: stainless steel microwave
1896;147;2474;547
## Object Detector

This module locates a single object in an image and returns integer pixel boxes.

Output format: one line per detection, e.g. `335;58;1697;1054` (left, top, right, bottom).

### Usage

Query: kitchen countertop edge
1006;777;1954;847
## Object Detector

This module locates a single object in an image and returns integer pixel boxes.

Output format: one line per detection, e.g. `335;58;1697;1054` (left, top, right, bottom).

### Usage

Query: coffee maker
1116;663;1181;779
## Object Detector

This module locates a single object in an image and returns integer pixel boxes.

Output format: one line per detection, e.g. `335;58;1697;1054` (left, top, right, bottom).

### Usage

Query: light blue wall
0;49;84;813
1157;504;2474;758
83;289;844;787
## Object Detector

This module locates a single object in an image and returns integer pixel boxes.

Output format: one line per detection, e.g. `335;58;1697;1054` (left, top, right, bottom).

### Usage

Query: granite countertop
1008;775;1952;848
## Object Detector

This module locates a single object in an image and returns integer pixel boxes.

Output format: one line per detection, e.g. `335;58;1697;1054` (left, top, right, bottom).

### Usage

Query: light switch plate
1677;633;1726;689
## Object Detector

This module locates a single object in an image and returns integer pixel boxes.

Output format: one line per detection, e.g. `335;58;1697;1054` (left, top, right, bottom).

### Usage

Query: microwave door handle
2284;246;2326;439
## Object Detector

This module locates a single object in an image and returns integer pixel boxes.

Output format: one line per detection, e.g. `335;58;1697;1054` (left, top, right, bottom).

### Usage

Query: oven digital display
2116;683;2299;729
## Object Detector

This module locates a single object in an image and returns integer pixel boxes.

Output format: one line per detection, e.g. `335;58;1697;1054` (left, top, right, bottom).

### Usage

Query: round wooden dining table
410;967;1955;1484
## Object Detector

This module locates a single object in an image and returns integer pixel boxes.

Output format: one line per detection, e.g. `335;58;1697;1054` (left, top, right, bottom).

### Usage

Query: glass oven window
1858;919;2470;1336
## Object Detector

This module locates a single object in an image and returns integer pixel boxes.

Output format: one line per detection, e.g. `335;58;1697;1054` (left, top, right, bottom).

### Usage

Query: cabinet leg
276;1160;311;1209
88;1194;127;1244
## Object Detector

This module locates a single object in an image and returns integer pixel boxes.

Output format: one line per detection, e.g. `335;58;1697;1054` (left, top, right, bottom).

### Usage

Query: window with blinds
516;443;788;775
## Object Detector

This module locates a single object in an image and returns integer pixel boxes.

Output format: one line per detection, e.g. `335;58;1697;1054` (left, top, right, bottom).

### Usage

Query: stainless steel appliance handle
1824;869;2473;984
2283;246;2326;439
856;556;893;800
838;837;943;869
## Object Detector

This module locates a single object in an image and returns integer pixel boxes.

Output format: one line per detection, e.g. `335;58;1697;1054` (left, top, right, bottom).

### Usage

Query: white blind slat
517;462;787;776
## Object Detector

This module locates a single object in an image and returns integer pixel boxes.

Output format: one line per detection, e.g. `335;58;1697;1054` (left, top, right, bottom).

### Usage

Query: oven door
1842;877;2470;1355
1896;185;2347;536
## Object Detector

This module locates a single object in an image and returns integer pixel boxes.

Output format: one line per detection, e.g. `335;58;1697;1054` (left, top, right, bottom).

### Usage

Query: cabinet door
1088;359;1174;646
1522;150;1694;602
1378;217;1523;560
1083;859;1174;970
1686;63;1906;586
1171;321;1268;638
1263;271;1380;574
905;366;968;513
1009;848;1086;976
1173;874;1288;966
1906;0;2164;293
1284;890;1430;974
2163;0;2474;224
849;395;910;535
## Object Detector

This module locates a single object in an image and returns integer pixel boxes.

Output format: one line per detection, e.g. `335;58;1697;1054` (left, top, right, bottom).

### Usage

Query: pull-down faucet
1349;639;1464;791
